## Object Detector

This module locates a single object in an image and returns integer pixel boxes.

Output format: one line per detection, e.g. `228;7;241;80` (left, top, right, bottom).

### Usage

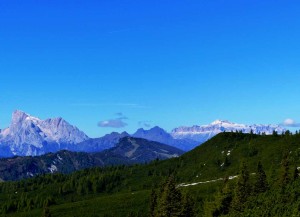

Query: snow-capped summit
210;120;233;125
0;110;89;156
171;120;285;145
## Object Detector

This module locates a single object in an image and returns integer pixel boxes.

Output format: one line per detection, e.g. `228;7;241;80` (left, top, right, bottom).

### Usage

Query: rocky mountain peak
0;110;89;156
11;110;30;124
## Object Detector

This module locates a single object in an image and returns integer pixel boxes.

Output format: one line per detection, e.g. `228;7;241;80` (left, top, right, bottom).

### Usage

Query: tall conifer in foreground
211;178;233;217
254;161;268;193
156;176;182;217
232;161;251;212
181;194;195;217
279;152;291;188
149;189;157;217
293;166;299;181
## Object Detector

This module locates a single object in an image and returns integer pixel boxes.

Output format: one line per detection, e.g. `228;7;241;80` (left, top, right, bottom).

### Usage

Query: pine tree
254;161;268;193
293;166;299;181
232;161;251;212
224;156;230;168
280;152;290;188
181;194;195;217
42;205;51;217
211;179;233;217
156;176;182;217
250;129;254;135
149;189;157;217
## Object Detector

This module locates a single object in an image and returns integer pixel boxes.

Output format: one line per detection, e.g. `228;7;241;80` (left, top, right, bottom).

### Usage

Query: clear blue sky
1;0;300;137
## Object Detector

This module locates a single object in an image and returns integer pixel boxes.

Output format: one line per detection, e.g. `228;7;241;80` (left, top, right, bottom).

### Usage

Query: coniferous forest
0;132;300;216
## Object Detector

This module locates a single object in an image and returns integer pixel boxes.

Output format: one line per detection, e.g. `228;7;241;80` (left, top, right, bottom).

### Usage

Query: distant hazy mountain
73;132;130;153
132;126;198;151
171;120;285;144
0;137;184;181
0;110;89;157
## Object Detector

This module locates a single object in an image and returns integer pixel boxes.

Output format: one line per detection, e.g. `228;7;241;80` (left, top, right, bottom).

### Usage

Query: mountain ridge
0;110;286;156
0;136;184;181
171;119;285;143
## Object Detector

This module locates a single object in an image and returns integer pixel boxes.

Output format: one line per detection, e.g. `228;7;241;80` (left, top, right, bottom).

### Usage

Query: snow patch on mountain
48;164;58;173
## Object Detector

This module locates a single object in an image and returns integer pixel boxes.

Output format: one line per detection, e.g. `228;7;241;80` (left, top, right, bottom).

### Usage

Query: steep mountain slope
0;150;105;180
171;119;285;145
0;137;184;180
103;137;184;163
0;110;89;156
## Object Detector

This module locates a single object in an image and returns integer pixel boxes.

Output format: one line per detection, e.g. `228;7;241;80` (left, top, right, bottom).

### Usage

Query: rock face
0;110;89;156
171;120;285;144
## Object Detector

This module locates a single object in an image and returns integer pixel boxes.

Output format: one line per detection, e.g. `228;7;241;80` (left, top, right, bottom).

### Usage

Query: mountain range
0;136;184;181
171;119;286;142
0;110;285;157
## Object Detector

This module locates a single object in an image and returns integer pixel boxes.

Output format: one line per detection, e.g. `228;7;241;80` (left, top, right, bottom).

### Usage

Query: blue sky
1;0;300;137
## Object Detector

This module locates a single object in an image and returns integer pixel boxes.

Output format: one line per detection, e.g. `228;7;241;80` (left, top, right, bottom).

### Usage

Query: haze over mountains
0;110;285;157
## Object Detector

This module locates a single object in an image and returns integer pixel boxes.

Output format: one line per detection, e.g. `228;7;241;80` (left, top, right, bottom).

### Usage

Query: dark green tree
211;179;233;217
250;129;254;135
156;176;182;217
149;189;157;217
232;161;251;212
181;194;195;217
42;205;51;217
254;161;268;193
293;166;299;181
279;152;290;188
224;156;231;168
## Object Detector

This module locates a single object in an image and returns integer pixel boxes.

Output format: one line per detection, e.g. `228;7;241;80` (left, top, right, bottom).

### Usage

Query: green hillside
1;132;300;216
